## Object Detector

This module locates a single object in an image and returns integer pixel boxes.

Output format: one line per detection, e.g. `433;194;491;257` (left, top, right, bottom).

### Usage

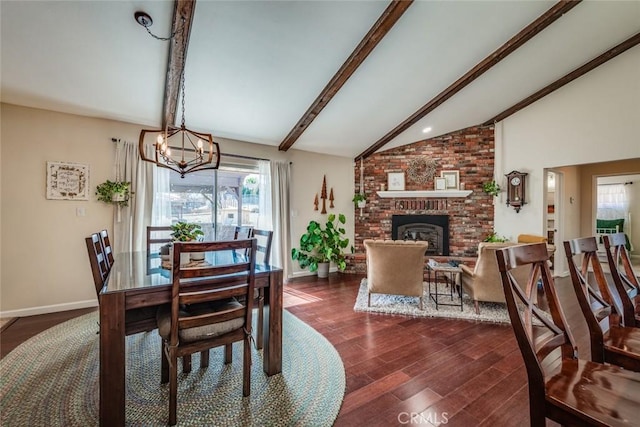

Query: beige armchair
461;242;534;314
364;239;429;309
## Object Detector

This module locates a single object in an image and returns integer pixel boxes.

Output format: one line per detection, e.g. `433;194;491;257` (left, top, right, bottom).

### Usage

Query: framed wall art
441;170;459;190
46;161;90;200
435;177;446;191
387;172;405;191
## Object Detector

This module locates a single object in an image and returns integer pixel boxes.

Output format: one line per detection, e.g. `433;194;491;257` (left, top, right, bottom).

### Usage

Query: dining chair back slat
99;229;114;267
252;229;273;264
86;233;109;296
249;229;273;350
603;233;640;327
146;226;173;254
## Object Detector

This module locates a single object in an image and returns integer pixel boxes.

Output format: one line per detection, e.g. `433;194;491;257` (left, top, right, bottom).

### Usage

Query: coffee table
426;261;463;311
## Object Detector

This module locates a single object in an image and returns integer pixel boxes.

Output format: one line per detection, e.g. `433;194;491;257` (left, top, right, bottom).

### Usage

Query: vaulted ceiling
2;1;639;159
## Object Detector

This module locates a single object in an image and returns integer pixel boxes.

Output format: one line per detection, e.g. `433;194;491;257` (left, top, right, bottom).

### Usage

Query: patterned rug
0;310;344;426
354;279;515;324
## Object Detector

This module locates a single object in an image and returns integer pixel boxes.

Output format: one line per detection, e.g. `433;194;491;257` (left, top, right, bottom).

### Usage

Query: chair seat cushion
157;299;244;343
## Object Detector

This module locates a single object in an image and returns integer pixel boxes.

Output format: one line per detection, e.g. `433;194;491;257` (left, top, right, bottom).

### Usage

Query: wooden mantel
377;190;473;198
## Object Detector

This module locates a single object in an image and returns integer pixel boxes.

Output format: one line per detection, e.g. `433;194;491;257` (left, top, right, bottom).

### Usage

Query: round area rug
0;310;345;426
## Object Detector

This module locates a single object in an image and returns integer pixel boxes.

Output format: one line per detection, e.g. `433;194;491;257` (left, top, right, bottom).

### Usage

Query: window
153;159;270;241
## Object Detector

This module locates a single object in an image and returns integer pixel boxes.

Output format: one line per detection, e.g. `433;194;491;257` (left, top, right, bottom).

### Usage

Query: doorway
545;170;565;276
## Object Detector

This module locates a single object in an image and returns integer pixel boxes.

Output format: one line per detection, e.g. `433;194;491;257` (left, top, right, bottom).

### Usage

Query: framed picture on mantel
435;177;446;191
387;172;405;191
441;170;459;190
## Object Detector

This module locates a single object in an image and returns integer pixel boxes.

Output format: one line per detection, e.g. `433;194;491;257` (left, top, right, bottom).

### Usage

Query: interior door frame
545;169;566;276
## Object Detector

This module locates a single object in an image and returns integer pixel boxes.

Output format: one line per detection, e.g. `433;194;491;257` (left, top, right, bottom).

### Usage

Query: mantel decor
46;161;89;200
407;157;437;184
387;172;405;191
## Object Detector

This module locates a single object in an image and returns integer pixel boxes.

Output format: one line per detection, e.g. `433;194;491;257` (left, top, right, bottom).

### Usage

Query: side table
426;262;463;311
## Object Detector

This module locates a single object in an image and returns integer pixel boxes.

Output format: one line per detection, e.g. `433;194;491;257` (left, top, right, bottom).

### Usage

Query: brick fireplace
347;125;495;274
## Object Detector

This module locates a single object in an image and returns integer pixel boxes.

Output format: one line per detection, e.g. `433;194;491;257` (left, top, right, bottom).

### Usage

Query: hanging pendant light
136;12;220;178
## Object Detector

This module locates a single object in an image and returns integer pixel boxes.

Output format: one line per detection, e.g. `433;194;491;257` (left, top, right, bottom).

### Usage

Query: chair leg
182;354;192;374
257;288;264;350
419;296;423;310
474;300;480;315
200;350;209;369
243;336;251;397
169;348;178;426
367;292;371;307
161;341;169;384
225;343;232;364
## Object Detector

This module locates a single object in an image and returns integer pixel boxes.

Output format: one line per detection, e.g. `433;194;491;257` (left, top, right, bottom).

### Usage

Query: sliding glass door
157;160;268;241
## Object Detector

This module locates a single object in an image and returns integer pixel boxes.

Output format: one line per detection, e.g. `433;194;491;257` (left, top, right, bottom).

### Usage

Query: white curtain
597;184;629;219
152;162;171;226
257;160;272;230
113;140;154;254
270;161;292;279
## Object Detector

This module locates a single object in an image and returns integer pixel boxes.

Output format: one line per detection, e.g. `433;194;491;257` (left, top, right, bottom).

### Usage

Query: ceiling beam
483;32;640;125
278;0;414;152
355;0;581;160
162;0;197;128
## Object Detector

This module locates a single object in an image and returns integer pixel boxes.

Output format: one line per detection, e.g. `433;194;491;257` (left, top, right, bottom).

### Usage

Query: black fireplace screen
392;215;449;256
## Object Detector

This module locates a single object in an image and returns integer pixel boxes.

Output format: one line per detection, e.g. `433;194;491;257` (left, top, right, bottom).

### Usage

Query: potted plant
352;193;367;208
170;221;205;262
483;231;509;243
291;213;354;278
482;180;501;197
96;180;131;207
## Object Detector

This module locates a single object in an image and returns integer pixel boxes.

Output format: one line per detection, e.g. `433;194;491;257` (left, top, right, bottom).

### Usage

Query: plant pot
111;192;127;202
317;262;330;279
357;200;366;208
190;252;205;261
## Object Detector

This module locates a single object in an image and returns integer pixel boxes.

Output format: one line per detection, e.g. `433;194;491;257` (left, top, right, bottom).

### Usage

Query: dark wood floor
1;274;589;426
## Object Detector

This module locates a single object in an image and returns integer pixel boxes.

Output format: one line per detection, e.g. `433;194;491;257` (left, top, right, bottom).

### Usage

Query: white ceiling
2;1;639;158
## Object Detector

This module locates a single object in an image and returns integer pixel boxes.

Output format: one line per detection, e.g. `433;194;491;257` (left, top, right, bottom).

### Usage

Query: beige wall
0;103;354;315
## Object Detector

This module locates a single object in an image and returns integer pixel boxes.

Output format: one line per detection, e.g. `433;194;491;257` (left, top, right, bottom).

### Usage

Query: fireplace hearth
392;215;449;256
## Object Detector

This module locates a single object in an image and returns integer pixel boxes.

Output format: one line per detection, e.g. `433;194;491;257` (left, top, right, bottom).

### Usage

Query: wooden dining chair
146;226;173;254
85;233;110;296
495;242;640;427
85;233;162;336
564;237;640;372
99;229;114;268
157;238;257;426
251;229;273;350
603;233;640;328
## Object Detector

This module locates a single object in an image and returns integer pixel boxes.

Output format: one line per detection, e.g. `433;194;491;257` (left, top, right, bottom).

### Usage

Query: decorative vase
317;262;330;279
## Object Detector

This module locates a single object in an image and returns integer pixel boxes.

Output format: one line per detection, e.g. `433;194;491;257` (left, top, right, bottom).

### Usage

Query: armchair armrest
460;264;474;276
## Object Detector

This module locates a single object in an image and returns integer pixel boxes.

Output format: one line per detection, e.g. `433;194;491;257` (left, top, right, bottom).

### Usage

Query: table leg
100;292;126;426
263;269;283;376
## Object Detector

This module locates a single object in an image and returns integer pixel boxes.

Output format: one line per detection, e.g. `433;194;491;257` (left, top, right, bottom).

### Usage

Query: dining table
99;250;283;426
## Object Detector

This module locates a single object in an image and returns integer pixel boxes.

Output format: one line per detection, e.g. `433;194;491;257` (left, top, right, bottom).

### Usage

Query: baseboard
0;300;98;318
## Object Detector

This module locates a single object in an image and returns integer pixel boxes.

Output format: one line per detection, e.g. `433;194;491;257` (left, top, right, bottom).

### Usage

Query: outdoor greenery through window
154;160;269;241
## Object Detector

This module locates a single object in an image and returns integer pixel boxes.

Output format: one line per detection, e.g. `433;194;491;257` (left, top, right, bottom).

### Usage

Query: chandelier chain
179;18;187;129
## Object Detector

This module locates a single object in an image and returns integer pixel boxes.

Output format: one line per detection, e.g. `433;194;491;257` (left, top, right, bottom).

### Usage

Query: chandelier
136;12;220;178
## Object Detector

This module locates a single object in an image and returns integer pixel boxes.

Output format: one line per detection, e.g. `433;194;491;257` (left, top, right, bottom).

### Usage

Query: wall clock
505;170;528;213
